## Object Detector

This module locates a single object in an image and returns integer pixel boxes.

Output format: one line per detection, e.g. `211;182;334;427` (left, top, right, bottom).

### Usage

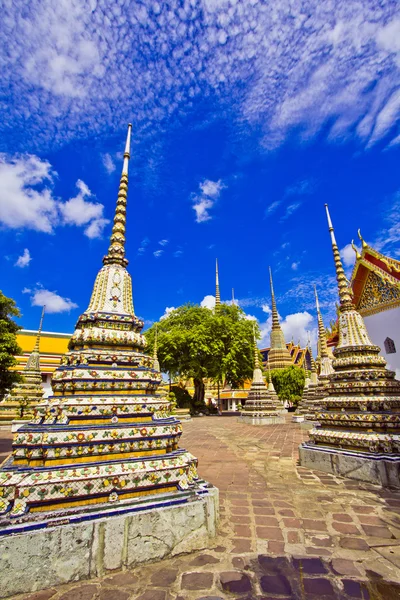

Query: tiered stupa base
299;443;400;488
0;481;218;597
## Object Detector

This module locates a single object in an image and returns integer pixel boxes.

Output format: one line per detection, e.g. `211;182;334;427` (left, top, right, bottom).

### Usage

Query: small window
384;337;396;354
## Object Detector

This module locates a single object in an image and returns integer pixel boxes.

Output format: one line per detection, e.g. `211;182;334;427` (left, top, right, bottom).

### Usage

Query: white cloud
340;243;357;267
174;250;183;257
102;153;116;174
153;249;164;258
59;179;109;238
291;261;299;271
192;179;225;223
15;248;32;268
0;155;108;238
160;306;176;320
259;310;317;354
200;294;216;309
1;2;400;152
262;304;271;314
30;288;78;313
158;239;169;246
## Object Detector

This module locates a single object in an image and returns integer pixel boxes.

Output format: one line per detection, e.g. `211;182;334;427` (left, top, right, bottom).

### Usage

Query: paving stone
302;519;328;531
260;574;292;595
98;590;130;600
231;538;252;552
135;591;166;600
286;530;300;544
258;555;290;573
292;557;328;574
332;521;361;535
104;572;139;586
306;547;332;556
303;577;335;596
343;579;363;598
332;513;353;522
151;568;179;586
339;538;370;551
220;571;252;593
24;591;58;600
282;518;301;528
256;526;284;540
330;559;362;576
190;555;220;567
310;536;334;547
181;572;214;590
213;545;226;552
234;524;252;537
196;597;224;600
59;585;98;600
361;525;395;538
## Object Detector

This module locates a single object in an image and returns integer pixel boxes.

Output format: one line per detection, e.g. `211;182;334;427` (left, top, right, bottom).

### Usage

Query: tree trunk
193;377;205;407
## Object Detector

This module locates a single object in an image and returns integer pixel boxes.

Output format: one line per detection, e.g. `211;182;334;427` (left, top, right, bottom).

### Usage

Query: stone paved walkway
4;416;400;600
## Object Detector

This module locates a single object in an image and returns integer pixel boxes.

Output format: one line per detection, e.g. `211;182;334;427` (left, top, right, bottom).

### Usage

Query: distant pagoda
0;125;207;517
1;307;45;421
215;258;221;309
267;268;292;370
314;286;334;380
240;333;285;425
300;205;400;488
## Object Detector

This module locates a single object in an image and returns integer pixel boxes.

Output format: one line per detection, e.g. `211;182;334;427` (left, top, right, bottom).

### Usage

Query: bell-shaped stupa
1;308;45;423
0;126;209;518
300;205;400;488
240;332;285;425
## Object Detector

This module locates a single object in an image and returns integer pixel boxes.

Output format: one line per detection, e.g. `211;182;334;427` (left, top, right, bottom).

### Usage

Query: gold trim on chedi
0;125;199;518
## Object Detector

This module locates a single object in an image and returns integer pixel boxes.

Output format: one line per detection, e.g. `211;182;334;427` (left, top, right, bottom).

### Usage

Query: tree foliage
0;291;22;401
270;365;305;408
144;303;258;406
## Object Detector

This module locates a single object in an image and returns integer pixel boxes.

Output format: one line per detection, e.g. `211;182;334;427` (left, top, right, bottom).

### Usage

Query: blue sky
1;0;400;349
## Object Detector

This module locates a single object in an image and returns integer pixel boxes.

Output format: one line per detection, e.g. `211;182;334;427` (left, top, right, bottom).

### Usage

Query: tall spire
253;327;260;371
26;306;45;371
325;204;353;311
269;267;280;330
103;124;132;268
153;325;160;372
232;287;235;305
215;258;221;308
33;305;45;354
268;267;292;369
314;286;328;359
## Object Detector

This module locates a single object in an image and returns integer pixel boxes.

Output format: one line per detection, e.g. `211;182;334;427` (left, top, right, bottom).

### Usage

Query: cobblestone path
4;416;400;599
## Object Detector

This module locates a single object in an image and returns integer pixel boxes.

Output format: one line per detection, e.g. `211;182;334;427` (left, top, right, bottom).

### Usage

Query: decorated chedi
293;344;312;423
267;268;292;370
300;205;400;488
1;307;45;423
240;332;285;425
0;125;209;518
314;286;334;381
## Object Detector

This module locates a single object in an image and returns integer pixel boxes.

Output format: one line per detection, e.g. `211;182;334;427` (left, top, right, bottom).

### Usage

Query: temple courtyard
1;416;400;600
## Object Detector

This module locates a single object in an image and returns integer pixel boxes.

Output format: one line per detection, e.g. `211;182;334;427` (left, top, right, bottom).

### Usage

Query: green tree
144;303;257;407
270;365;305;408
0;291;22;401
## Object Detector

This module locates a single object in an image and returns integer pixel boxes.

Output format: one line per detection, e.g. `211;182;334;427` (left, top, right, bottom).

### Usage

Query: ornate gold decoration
267;267;292;370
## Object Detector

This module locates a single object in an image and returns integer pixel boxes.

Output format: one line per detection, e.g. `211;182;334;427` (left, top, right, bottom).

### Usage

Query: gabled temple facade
350;233;400;377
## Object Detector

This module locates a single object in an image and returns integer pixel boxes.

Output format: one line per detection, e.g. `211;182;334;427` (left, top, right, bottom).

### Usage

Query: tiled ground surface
3;416;400;599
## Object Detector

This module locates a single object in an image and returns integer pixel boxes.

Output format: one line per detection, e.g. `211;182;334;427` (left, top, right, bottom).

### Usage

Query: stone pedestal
299;443;400;489
292;415;304;423
240;414;285;426
0;485;218;598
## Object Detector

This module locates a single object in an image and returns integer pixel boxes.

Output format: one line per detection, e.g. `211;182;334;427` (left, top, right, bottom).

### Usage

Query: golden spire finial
153;325;160;372
232;287;235;305
351;239;362;260
33;305;45;353
357;229;368;250
314;285;329;359
103;123;132;268
215;258;221;308
253;325;260;370
324;204;354;311
269;267;280;329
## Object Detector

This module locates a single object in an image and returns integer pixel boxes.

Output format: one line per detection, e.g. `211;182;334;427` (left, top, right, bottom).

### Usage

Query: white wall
364;306;400;379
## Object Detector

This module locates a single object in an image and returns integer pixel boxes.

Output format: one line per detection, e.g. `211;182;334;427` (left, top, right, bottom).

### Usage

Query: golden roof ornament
268;267;292;369
215;258;221;308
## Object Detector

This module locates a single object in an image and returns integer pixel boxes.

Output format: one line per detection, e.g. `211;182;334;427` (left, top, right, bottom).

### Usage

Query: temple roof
261;343;312;370
350;233;400;317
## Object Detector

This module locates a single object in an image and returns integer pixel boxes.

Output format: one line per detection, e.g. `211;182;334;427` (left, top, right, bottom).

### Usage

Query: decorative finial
33;305;45;353
351;240;362;260
153;325;160;372
253;325;260;370
103;124;132;268
324;204;354;311
215;258;221;308
232;287;235;305
357;229;368;250
269;267;280;329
